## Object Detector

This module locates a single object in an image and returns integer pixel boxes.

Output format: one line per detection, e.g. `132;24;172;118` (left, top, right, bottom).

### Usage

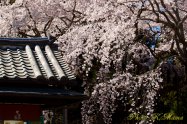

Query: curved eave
0;86;88;106
0;37;55;46
0;77;77;87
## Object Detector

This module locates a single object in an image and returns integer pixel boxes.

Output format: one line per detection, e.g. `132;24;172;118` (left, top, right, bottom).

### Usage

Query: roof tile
0;39;75;82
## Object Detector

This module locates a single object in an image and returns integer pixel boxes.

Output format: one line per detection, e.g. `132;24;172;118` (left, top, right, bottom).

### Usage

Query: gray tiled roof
0;38;76;81
0;38;87;105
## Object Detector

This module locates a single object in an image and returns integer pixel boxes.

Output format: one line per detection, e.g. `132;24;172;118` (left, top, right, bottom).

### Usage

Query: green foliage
155;76;186;123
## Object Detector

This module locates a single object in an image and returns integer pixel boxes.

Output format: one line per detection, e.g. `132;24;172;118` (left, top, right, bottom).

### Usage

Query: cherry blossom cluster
0;0;186;123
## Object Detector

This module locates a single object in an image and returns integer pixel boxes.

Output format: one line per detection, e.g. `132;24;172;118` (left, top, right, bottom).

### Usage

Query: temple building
0;37;87;124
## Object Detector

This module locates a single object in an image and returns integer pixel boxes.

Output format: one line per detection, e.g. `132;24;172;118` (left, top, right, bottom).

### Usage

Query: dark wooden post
63;107;68;124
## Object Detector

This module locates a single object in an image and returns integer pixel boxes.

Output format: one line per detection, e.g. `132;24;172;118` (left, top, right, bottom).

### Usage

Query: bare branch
159;0;178;24
25;3;41;37
43;17;53;36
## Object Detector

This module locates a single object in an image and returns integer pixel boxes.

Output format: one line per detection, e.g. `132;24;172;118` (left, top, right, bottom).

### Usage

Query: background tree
135;0;187;123
0;0;84;38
